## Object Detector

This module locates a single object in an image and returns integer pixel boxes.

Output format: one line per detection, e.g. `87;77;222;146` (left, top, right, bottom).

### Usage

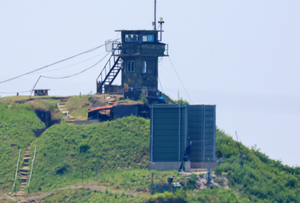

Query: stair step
21;176;28;180
15;191;25;196
20;172;28;175
23;157;31;160
21;167;30;171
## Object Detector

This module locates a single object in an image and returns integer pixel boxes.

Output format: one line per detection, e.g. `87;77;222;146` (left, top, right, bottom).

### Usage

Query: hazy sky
0;1;299;166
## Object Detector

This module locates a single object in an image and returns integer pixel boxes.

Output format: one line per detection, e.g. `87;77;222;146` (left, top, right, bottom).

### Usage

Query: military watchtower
96;18;168;100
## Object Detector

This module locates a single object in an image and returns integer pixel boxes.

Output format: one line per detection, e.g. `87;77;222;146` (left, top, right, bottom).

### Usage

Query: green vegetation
0;95;63;121
65;95;93;119
187;187;246;203
214;129;300;202
146;189;187;203
0;99;300;202
40;188;142;203
29;116;150;192
0;103;44;191
96;169;185;193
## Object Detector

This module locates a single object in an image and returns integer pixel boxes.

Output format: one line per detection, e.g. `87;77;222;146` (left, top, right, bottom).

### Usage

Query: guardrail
12;149;21;192
0;194;17;202
27;145;37;188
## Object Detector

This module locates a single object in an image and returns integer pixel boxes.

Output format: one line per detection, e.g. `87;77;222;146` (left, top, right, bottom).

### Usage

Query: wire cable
158;77;164;92
42;52;110;79
168;57;193;103
30;52;110;96
0;42;114;84
0;91;31;94
35;51;107;74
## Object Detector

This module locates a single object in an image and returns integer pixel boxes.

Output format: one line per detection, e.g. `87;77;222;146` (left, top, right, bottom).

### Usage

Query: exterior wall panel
150;104;216;164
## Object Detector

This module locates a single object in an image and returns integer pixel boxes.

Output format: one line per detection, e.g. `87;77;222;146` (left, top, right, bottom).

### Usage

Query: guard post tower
96;18;168;100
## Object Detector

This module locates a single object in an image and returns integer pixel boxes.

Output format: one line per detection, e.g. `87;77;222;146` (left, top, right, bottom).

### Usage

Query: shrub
79;142;90;153
146;189;187;203
53;162;69;174
186;174;197;190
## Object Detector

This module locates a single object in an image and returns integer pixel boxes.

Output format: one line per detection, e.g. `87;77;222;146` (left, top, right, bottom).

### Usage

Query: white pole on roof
154;0;157;30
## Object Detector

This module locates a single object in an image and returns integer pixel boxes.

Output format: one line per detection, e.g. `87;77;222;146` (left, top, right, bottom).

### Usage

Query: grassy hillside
215;129;300;202
1;100;300;202
40;188;143;203
29;116;150;192
0;103;44;191
27;116;300;202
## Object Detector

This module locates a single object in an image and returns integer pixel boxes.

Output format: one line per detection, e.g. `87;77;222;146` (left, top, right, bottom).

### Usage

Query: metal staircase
96;44;122;94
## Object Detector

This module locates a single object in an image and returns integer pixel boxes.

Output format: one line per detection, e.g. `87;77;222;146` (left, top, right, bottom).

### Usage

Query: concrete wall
190;162;218;169
148;161;218;171
75;119;100;125
148;161;182;171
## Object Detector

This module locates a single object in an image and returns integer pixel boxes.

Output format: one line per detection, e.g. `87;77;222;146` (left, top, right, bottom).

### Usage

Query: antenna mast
154;0;157;30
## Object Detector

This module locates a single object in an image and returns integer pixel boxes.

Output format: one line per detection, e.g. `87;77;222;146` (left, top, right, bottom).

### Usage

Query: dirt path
20;192;54;203
20;183;145;203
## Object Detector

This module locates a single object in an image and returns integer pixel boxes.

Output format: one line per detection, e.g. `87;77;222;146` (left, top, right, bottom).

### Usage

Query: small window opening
142;61;147;73
147;61;155;74
142;34;155;42
125;34;138;42
127;61;135;72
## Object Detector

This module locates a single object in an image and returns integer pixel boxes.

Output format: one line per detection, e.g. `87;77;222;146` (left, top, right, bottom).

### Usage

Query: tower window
147;61;155;74
142;60;155;74
127;61;135;72
142;61;147;73
142;34;155;42
125;34;138;42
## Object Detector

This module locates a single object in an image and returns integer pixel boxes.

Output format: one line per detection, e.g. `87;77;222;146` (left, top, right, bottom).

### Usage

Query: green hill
29;116;150;191
0;100;300;202
0;103;44;191
214;129;300;202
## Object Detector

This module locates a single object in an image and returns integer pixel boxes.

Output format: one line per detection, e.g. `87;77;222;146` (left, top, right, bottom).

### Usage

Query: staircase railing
96;43;121;83
12;149;21;192
27;145;37;188
0;194;17;203
96;42;122;93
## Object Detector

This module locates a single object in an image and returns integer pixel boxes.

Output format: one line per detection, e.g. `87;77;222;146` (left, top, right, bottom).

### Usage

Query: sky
0;1;299;166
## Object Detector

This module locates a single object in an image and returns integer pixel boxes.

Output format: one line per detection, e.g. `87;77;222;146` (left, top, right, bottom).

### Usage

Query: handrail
27;145;37;187
96;42;122;82
96;54;114;82
0;194;17;202
12;149;21;191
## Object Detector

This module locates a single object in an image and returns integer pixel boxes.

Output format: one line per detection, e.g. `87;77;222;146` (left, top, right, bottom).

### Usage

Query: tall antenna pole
154;0;157;30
